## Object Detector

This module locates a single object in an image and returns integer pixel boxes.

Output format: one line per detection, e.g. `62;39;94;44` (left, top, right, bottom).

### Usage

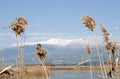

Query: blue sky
0;0;120;48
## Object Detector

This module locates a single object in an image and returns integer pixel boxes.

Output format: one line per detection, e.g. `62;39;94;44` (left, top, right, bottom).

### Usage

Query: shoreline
47;65;120;70
24;64;120;70
1;65;120;71
0;65;120;79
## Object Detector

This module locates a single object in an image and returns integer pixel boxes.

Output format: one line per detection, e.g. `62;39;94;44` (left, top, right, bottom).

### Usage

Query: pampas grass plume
86;44;91;54
82;16;96;31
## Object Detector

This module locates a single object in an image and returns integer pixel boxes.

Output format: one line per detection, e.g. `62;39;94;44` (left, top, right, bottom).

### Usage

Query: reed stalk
35;44;49;79
20;33;25;66
16;36;22;79
81;15;107;79
40;60;49;79
10;16;27;67
89;54;93;79
16;36;20;67
35;53;49;79
94;31;108;79
100;24;119;78
86;43;93;79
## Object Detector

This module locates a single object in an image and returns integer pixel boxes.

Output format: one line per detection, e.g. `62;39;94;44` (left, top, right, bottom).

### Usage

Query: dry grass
100;24;110;43
0;65;49;79
35;44;49;79
100;24;119;78
82;16;107;78
10;16;27;36
100;24;118;54
17;16;28;26
47;65;120;70
81;15;96;31
36;44;47;61
86;44;91;55
9;16;28;67
105;42;112;51
112;42;118;53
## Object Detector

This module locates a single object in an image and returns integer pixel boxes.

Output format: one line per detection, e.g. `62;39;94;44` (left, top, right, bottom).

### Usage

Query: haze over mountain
0;38;107;66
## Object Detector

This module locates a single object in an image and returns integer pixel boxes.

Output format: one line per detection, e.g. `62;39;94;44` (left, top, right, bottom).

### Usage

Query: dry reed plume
11;16;27;36
35;44;49;79
36;44;47;61
9;16;28;67
86;43;93;79
112;42;118;54
100;24;119;78
82;15;96;31
100;24;118;55
100;24;110;43
82;16;109;78
81;16;108;79
86;44;91;55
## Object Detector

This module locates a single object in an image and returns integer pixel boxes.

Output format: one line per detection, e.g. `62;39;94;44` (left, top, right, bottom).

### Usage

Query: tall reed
10;16;27;67
100;24;119;78
86;43;93;79
81;15;107;79
35;44;49;79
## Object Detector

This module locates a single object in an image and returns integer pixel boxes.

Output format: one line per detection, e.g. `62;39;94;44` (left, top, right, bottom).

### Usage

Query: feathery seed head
82;16;96;31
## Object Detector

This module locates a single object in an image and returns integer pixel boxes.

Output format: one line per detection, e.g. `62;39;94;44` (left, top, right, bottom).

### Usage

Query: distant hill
0;38;109;66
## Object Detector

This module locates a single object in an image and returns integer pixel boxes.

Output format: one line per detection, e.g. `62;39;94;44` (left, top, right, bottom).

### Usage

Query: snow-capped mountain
1;38;100;66
12;38;90;49
41;38;88;46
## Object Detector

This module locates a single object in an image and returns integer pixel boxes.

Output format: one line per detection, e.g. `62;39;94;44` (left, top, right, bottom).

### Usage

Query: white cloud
25;32;82;38
10;33;97;48
115;27;120;30
41;38;72;45
35;23;40;26
11;38;89;47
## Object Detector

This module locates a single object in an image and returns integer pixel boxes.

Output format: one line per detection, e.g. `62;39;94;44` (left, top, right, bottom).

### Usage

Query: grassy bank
0;65;49;79
0;65;120;79
47;65;120;70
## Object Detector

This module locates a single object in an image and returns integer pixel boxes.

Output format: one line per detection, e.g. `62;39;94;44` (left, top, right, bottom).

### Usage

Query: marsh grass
94;31;108;79
9;16;28;67
82;15;96;31
100;24;119;78
86;43;93;79
35;44;49;79
11;16;27;36
0;65;49;79
81;15;107;79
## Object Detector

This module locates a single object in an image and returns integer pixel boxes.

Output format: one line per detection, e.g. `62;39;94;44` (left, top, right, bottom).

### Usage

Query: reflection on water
50;70;102;79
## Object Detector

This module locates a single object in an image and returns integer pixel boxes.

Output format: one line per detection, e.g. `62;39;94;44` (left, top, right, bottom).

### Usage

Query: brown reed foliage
100;24;119;78
105;42;112;51
0;65;49;79
36;44;47;61
11;16;27;36
82;16;96;31
112;42;118;53
100;24;109;35
17;16;27;26
100;24;110;43
111;42;118;57
86;44;91;55
100;24;118;53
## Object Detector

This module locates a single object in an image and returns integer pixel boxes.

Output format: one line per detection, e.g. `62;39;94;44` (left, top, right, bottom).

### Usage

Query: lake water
50;70;103;79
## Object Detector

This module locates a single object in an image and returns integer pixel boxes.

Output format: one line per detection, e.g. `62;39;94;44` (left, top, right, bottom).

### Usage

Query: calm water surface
50;70;102;79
